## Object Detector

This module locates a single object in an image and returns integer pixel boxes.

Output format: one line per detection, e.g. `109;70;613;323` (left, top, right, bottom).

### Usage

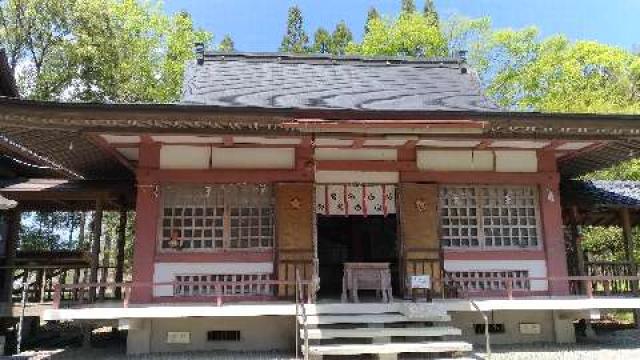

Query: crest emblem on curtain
315;184;396;216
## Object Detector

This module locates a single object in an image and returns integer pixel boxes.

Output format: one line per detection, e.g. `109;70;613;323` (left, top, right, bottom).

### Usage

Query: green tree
1;0;211;252
442;15;490;59
312;27;331;54
0;0;212;102
423;0;438;23
364;7;380;34
219;34;235;52
401;0;416;14
331;21;353;55
0;0;74;95
477;27;640;113
353;12;447;58
589;160;640;181
279;5;308;53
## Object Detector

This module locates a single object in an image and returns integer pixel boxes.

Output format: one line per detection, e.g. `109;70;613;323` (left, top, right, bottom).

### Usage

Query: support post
130;138;161;303
620;208;639;327
115;209;127;299
39;268;47;303
569;206;586;294
2;208;19;303
538;151;570;295
89;197;104;302
74;212;85;300
570;207;586;275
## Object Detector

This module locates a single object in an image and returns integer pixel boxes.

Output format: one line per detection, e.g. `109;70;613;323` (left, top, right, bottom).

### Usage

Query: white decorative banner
346;185;364;215
315;185;327;214
326;185;346;215
315;184;396;216
384;185;396;214
365;185;384;215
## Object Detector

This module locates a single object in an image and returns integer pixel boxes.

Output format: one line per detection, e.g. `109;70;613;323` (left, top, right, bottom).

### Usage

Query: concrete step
301;313;451;325
307;341;473;355
303;326;462;339
304;303;400;315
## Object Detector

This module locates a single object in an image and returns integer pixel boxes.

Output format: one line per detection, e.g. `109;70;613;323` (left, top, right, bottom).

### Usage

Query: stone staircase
298;303;472;359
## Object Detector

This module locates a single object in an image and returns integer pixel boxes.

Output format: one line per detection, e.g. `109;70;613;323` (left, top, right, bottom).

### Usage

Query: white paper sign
410;275;431;289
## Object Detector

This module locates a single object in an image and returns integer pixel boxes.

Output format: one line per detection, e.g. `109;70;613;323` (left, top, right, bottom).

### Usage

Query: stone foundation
449;310;579;345
127;316;295;355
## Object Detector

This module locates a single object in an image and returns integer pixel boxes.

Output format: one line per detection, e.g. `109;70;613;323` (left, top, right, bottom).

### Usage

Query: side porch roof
562;180;640;226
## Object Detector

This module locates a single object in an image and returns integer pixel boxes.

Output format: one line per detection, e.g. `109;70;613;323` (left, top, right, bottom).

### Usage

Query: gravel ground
23;328;640;360
478;328;640;360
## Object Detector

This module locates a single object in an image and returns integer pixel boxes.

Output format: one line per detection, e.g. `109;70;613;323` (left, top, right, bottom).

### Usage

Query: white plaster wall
233;136;301;145
160;145;211;169
153;262;273;297
491;140;549;149
211;148;294;169
495;151;538;172
152;135;223;144
314;148;397;161
315;170;399;184
417;150;493;171
100;134;141;144
444;260;548;291
417;140;481;147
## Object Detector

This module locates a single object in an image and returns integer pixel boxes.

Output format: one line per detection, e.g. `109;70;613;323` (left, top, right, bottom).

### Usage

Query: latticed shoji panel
161;184;274;251
440;185;541;249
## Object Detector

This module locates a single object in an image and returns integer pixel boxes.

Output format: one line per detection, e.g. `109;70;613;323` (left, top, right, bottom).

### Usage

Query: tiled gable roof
563;180;640;208
181;53;499;112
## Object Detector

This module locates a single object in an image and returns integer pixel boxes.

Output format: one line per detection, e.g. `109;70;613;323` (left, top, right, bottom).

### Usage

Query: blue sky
164;0;639;52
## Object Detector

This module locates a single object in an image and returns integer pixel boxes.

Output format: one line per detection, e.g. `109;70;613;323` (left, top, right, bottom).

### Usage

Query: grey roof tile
563;180;640;208
181;53;499;112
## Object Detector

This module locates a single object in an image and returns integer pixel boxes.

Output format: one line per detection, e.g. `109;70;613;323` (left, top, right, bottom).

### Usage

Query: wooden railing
52;278;314;309
585;261;639;295
48;275;640;309
441;275;640;299
5;265;119;304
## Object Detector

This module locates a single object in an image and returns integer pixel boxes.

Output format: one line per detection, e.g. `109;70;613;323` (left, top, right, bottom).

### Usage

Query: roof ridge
201;51;463;66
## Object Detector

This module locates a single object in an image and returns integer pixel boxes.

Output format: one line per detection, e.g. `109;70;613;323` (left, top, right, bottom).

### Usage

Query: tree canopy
477;27;640;113
219;34;235;52
364;7;380;34
0;0;209;253
0;0;212;102
279;5;308;53
312;27;332;54
349;11;446;58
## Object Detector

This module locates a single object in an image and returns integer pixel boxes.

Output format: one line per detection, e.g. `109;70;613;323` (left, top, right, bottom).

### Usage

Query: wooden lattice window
440;185;541;249
161;185;273;251
229;207;274;249
440;186;479;248
174;274;273;296
480;186;539;248
446;270;530;292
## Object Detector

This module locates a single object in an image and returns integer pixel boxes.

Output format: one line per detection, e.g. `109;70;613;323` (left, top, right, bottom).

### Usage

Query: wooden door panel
275;183;314;297
399;183;441;294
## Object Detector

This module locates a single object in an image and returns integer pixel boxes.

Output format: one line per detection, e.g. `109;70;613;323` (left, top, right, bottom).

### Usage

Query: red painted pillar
130;139;161;303
538;151;570;295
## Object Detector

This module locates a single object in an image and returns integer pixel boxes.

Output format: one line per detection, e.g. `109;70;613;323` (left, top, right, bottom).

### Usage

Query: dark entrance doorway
317;215;398;298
